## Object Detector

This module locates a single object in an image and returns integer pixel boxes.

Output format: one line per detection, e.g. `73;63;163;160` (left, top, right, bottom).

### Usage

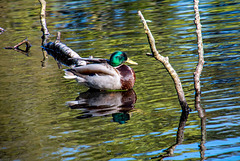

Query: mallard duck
64;51;137;90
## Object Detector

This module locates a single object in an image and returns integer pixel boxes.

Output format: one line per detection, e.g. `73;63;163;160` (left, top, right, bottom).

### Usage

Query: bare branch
5;38;32;54
193;1;206;160
193;0;205;114
13;38;32;49
39;0;49;67
39;0;49;36
138;11;189;111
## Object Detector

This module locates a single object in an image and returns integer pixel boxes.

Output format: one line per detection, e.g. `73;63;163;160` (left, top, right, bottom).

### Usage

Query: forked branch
138;11;189;112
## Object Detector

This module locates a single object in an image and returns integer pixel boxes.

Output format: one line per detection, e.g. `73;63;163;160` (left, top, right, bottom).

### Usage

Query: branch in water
39;0;49;36
39;0;49;67
138;11;190;112
193;0;205;112
43;39;87;68
193;1;206;160
4;38;32;55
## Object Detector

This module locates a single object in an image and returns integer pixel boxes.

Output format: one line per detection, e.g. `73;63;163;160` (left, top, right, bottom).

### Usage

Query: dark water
0;0;240;160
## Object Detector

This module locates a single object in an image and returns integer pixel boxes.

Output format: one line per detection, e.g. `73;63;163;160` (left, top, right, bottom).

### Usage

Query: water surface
0;0;240;160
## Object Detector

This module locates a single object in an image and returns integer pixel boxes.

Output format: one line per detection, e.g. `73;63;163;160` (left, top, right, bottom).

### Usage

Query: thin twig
13;38;32;49
193;0;205;110
138;11;189;112
39;0;49;36
39;0;49;67
5;38;31;52
193;0;205;117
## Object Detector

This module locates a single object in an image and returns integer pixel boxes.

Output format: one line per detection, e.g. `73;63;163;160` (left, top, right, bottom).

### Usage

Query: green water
0;0;240;160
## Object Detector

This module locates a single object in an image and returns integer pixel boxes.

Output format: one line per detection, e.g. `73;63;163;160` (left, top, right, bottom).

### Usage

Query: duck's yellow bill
126;58;138;65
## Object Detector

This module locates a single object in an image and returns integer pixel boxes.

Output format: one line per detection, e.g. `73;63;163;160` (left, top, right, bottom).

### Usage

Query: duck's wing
73;63;117;76
69;57;108;64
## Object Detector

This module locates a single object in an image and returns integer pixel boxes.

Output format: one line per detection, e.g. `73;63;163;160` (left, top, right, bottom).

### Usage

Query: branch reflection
4;38;32;56
195;92;206;161
66;89;137;124
151;109;189;160
39;0;50;68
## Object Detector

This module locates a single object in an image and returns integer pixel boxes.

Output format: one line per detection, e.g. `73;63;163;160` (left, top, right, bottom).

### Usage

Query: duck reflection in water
66;89;137;124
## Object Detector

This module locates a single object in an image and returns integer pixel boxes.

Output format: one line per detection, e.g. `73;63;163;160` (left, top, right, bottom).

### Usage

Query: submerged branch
5;38;32;55
138;11;189;112
38;1;83;68
5;38;31;50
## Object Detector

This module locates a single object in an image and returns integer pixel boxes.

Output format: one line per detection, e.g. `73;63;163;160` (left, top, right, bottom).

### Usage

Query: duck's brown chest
116;65;136;90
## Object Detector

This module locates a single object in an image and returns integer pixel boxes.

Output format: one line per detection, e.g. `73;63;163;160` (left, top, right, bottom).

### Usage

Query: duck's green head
109;51;138;67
